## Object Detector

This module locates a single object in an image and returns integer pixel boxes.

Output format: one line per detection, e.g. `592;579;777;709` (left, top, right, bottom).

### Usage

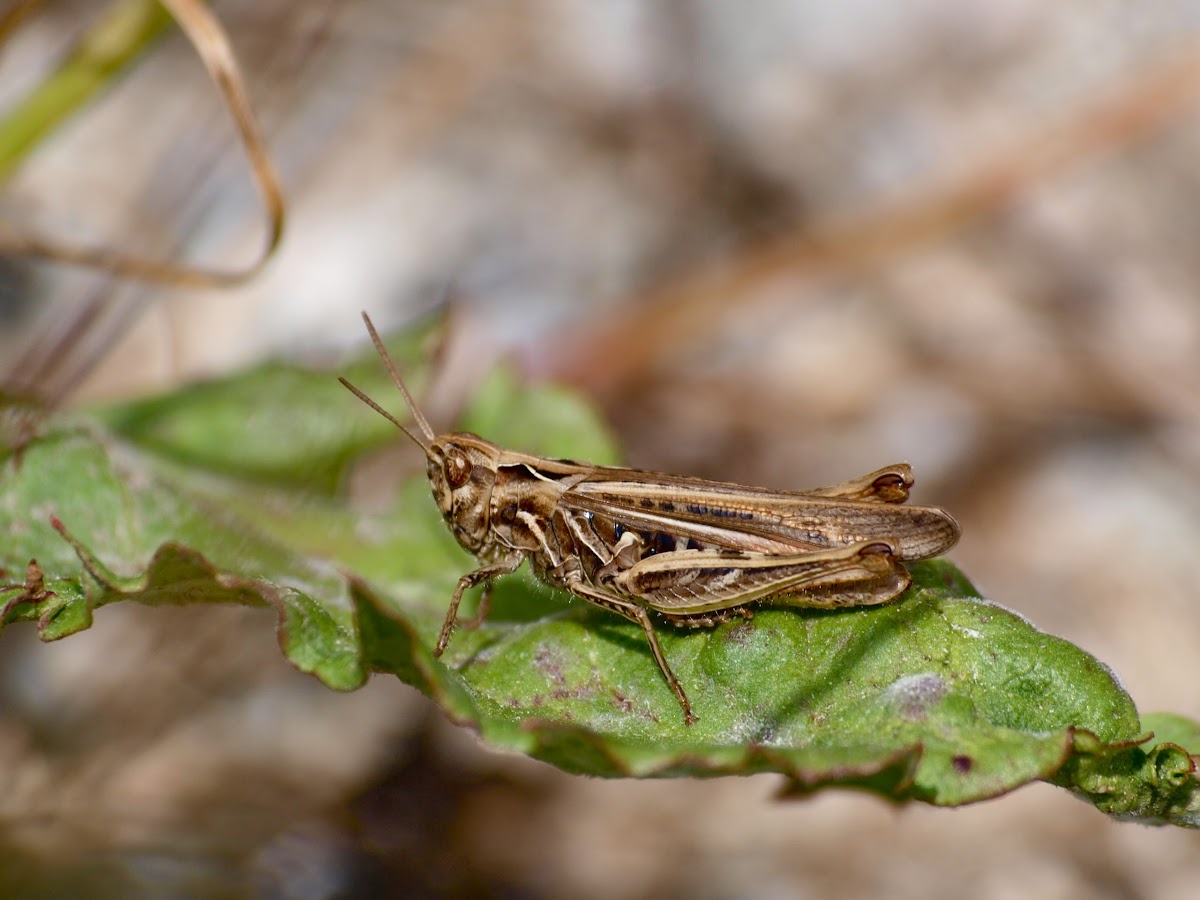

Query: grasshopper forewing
340;312;961;725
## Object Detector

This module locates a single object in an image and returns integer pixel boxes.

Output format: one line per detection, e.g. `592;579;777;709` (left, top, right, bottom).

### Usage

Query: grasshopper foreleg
435;553;523;655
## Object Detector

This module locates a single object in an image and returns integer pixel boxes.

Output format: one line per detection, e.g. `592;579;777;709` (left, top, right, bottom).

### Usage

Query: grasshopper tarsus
344;313;961;725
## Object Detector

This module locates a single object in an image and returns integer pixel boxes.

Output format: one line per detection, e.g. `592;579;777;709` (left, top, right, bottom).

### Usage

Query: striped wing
560;464;959;561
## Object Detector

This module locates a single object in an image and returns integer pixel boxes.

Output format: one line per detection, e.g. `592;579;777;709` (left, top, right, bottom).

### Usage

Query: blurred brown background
2;1;1199;896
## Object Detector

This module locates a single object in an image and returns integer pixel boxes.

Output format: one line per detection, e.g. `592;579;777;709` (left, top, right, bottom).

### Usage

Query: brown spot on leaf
610;689;635;713
533;646;566;685
885;673;946;721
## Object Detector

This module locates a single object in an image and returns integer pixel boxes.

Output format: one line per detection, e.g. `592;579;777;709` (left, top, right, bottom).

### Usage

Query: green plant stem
0;0;172;183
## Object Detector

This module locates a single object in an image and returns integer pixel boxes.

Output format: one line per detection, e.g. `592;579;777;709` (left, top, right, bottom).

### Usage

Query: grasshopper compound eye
444;448;473;489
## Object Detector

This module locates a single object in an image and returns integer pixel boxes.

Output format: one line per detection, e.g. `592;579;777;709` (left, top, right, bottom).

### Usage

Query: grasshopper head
425;434;502;555
341;312;504;558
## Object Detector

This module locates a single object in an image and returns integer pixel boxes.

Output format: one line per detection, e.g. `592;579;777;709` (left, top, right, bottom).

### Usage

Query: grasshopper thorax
339;312;504;559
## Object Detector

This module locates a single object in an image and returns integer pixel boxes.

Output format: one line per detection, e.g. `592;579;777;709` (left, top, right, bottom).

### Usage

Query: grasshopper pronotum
341;313;960;724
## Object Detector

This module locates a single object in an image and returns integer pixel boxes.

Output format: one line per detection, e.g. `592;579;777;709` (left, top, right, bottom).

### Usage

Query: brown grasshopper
340;312;960;724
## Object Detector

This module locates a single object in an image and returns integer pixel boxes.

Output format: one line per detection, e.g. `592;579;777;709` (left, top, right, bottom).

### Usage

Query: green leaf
95;317;441;492
1050;725;1200;826
0;0;173;184
1141;712;1200;754
1;428;363;690
2;330;1197;824
458;366;621;467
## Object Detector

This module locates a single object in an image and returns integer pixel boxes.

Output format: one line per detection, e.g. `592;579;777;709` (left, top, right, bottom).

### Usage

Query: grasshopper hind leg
565;576;697;726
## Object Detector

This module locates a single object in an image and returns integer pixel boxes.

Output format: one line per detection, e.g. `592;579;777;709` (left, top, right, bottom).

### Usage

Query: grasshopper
340;312;960;724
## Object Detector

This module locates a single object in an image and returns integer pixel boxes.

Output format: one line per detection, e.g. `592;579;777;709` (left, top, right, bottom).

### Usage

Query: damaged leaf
2;335;1196;825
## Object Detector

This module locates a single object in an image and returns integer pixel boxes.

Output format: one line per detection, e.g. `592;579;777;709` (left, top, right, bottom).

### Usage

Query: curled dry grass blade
0;0;284;287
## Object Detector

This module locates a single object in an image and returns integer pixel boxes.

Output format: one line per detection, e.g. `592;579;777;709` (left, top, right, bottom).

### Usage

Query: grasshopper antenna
338;311;437;452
